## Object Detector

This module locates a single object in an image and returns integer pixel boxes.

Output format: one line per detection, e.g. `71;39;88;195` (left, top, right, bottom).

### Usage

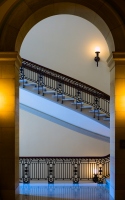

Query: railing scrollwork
21;59;110;120
19;155;110;184
21;158;31;183
46;158;55;183
56;81;64;102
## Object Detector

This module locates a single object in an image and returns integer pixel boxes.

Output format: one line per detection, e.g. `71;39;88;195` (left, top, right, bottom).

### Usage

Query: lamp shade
95;47;100;52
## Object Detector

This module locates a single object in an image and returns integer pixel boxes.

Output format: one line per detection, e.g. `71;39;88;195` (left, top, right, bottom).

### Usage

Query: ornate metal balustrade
19;155;110;184
20;59;110;119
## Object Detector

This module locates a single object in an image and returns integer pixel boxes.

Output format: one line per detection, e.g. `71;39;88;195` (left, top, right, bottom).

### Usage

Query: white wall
20;15;110;94
20;108;109;157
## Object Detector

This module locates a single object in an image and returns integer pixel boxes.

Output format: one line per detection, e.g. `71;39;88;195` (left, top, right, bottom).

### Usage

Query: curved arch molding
0;0;125;52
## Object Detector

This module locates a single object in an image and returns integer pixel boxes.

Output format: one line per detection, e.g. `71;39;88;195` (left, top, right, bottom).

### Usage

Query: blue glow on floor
19;182;113;200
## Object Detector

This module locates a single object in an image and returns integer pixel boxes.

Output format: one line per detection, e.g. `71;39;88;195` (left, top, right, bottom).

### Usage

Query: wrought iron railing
19;155;110;184
20;59;110;119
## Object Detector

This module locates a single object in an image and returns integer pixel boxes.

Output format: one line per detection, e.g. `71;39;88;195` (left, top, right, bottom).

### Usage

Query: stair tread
24;83;37;86
52;94;65;97
95;113;107;116
81;106;92;109
89;110;100;113
103;117;110;121
43;91;56;94
19;79;27;83
33;86;46;90
71;102;83;105
63;98;74;101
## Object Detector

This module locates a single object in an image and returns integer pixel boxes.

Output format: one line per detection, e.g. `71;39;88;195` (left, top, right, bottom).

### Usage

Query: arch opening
20;14;110;94
15;3;115;54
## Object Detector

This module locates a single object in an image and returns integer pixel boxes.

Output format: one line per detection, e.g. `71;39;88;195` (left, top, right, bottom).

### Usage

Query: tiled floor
19;182;113;200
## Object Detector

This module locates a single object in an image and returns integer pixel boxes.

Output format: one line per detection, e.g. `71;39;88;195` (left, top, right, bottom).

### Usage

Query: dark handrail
22;58;110;100
19;154;110;159
20;58;110;117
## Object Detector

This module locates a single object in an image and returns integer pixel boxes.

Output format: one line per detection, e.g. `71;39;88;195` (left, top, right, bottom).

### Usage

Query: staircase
20;59;110;128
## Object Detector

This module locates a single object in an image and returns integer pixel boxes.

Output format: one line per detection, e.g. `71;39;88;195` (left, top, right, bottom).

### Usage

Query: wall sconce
94;47;100;67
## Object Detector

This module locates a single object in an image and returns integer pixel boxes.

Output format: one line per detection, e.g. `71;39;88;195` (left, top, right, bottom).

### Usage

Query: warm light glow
116;96;125;111
0;92;15;112
94;168;98;175
95;47;100;52
0;93;4;110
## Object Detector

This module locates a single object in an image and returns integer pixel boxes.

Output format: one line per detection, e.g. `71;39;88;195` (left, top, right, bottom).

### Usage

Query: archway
15;3;115;54
0;1;125;200
0;2;116;52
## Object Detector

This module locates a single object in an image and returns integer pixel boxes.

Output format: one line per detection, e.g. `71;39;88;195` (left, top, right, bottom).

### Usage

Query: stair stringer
20;88;110;140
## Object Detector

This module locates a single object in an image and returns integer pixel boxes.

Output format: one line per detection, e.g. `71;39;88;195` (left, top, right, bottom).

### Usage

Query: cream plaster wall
19;108;109;157
20;15;110;94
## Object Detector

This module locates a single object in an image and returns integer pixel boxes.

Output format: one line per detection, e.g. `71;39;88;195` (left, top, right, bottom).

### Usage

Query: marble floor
19;182;113;200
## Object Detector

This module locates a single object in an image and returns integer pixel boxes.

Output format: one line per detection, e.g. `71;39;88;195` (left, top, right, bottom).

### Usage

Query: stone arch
15;3;115;54
0;1;125;53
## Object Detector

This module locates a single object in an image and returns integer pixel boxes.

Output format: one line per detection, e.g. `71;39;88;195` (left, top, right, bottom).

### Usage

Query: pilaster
0;52;22;200
107;52;125;199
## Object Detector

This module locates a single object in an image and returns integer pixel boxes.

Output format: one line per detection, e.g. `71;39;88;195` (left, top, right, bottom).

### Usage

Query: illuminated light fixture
94;47;100;67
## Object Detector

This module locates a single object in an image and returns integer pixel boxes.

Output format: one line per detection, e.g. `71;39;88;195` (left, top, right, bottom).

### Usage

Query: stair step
33;86;46;91
52;94;65;98
71;102;83;105
89;110;100;113
95;113;107;117
81;106;93;109
63;98;74;101
24;83;37;87
43;91;56;95
103;117;110;121
19;79;28;83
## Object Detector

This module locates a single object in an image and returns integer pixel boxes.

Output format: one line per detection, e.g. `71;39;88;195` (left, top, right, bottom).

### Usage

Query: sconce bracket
94;56;100;62
94;51;100;67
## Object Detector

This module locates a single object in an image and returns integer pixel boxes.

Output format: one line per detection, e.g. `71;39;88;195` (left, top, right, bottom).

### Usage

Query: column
108;52;125;199
0;52;22;199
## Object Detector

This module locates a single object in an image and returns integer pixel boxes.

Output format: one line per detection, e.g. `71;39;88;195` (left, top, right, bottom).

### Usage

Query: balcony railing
19;155;110;184
20;59;110;119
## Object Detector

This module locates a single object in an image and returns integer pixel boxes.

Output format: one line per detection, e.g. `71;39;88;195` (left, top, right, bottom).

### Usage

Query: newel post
0;52;22;199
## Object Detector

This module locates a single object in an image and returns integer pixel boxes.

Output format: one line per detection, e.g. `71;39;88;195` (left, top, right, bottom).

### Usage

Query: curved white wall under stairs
20;87;110;139
20;106;110;157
